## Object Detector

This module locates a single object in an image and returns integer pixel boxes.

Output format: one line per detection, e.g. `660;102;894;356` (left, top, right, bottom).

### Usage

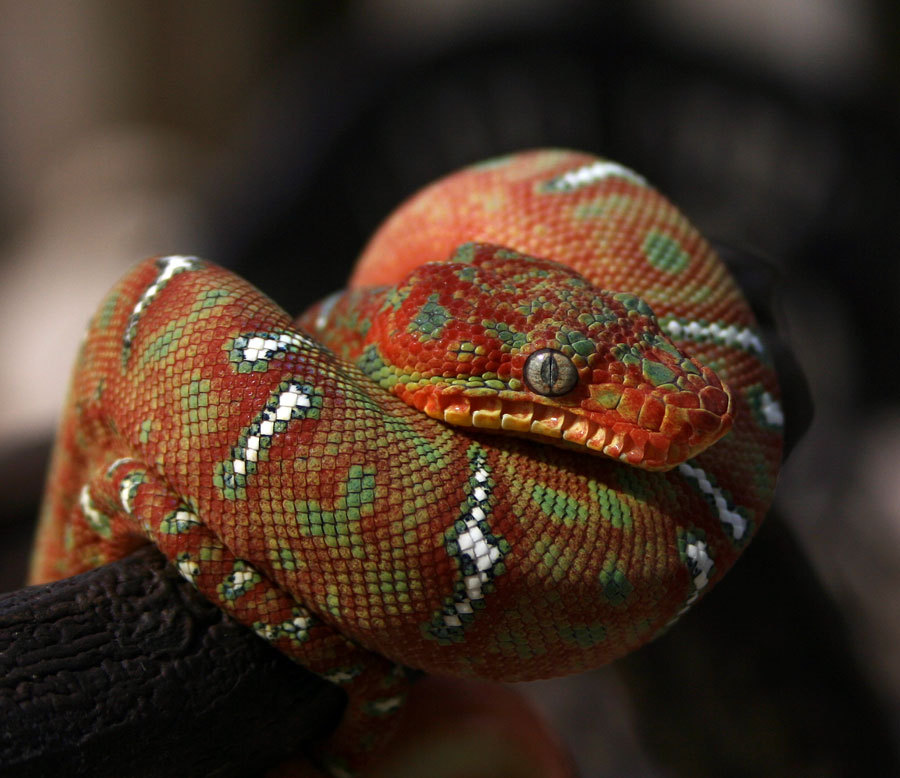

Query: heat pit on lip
431;394;676;467
417;383;729;470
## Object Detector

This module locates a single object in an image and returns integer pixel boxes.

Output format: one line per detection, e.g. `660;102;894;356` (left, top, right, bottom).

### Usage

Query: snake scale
30;150;783;775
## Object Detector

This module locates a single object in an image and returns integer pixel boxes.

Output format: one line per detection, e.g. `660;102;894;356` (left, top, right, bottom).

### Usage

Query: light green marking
294;464;375;559
556;327;598;357
588;480;633;530
533;538;582;583
359;343;516;394
571;194;635;221
180;377;211;410
267;540;307;573
613;291;655;318
612;343;644;368
642;358;676;386
528;478;634;531
599;558;634;605
180;373;216;438
593;387;620;409
482;319;527;351
409;293;451;341
451;243;479;264
139;315;188;367
95;292;119;331
531;484;588;526
193;288;232;311
644;231;690;274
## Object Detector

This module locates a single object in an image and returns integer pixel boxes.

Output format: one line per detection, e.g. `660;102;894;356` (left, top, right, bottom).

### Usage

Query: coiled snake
31;149;782;775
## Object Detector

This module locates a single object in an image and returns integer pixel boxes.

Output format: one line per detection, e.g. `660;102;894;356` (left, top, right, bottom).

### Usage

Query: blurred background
1;1;898;775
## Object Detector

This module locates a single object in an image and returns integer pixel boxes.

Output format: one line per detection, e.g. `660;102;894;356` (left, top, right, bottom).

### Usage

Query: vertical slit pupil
524;348;576;396
540;354;559;390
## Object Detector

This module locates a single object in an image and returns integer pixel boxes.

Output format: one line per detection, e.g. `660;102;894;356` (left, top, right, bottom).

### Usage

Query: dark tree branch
0;544;345;778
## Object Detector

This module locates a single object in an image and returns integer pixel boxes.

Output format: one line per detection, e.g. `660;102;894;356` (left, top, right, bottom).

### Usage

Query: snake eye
523;349;579;396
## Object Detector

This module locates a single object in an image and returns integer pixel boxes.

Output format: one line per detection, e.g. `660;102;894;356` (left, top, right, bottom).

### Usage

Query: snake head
311;243;734;470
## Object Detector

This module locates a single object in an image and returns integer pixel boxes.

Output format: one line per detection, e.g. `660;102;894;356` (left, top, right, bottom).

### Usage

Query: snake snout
578;364;735;469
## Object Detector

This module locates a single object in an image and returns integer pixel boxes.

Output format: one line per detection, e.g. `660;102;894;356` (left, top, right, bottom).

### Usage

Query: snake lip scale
31;149;782;775
423;382;734;470
424;397;731;470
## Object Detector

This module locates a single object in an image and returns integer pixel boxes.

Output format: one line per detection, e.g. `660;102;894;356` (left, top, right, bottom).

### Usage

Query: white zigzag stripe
678;461;748;541
662;316;764;355
544;160;647;191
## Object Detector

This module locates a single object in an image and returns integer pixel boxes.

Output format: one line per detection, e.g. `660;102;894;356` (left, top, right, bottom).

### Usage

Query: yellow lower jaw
423;393;680;470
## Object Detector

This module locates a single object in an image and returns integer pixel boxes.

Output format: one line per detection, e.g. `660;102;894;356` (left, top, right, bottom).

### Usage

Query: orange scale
666;391;701;409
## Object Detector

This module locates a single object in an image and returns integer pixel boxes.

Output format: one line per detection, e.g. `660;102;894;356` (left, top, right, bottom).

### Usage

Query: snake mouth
420;390;733;471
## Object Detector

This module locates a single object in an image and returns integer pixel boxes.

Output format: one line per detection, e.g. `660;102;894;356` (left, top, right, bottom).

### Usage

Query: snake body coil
31;150;782;774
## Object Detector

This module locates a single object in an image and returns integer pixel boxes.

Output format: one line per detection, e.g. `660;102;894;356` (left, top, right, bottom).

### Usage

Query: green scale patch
267;538;306;573
194;287;233;311
138;418;154;444
555;326;599;358
358;344;400;390
514;296;558;317
571;194;635;221
598;557;634;606
450;243;479;264
138;315;190;368
179;373;218;439
482;319;527;351
408;293;451;341
644;230;691;274
588;481;632;530
531;537;583;584
588;480;634;530
360;343;515;394
293;464;375;559
613;291;656;318
95;291;120;331
529;479;634;531
530;483;588;526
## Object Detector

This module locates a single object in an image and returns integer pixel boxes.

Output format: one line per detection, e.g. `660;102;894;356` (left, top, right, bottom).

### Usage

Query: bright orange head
349;242;733;470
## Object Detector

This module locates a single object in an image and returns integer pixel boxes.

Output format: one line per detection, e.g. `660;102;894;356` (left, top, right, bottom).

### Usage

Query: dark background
1;2;898;775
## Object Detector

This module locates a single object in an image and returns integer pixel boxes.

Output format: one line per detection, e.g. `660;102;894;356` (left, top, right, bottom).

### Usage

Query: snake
30;149;783;776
